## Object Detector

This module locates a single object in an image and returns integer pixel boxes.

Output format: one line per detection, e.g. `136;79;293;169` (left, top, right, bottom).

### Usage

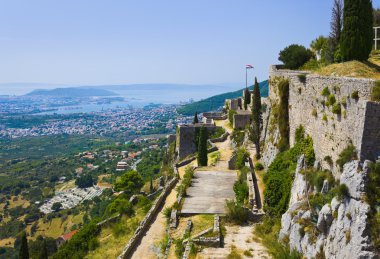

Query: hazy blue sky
1;0;380;86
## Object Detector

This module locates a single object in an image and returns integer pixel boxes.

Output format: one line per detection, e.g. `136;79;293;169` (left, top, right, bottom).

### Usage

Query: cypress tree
149;177;153;193
341;0;373;61
250;77;262;159
39;239;48;259
193;112;199;124
19;232;29;259
197;126;208;166
244;87;251;110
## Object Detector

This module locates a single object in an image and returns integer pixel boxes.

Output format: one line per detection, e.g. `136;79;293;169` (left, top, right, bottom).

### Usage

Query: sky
1;0;380;88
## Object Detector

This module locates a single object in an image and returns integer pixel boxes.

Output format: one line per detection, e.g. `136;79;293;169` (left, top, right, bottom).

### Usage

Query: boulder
289;155;308;206
340;160;370;200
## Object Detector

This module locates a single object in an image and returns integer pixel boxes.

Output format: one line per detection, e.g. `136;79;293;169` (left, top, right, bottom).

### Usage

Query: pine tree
197;126;208;166
19;232;29;259
244;87;251;110
341;0;373;61
193;112;199;124
250;78;262;159
149;177;153;193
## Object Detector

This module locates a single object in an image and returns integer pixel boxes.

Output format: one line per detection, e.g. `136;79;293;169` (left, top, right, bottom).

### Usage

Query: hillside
26;87;118;97
176;80;269;115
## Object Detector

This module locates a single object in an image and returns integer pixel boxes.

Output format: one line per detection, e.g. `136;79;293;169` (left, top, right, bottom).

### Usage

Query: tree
75;174;95;188
51;202;62;212
197;126;208;166
114;170;144;195
330;0;343;47
374;8;380;27
310;36;329;62
19;232;29;259
250;78;262;159
193;112;199;124
341;0;373;61
149;177;154;193
40;239;48;259
278;44;313;69
243;87;251;110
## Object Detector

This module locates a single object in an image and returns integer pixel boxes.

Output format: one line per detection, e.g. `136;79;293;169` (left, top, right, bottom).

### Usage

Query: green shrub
322;114;328;122
312;109;317;117
304;169;334;192
233;167;249;204
225;200;249;224
231;130;245;147
298;74;306;83
324;156;333;165
371;81;380;102
328;94;336;105
295;125;305;143
279;44;313;69
210;127;226;139
228;110;237;125
351;90;359;101
336;184;350;200
235;148;249;170
366;161;380;249
255;162;264;171
264;137;315;216
332;103;341;114
321;87;330;97
336;144;357;170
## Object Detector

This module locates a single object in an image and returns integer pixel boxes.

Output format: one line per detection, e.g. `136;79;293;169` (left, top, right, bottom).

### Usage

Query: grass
7;195;30;209
85;209;144;259
190;214;214;235
55;179;76;192
34;213;84;239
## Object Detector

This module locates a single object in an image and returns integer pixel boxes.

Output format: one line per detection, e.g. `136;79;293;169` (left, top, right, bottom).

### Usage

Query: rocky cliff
278;156;376;258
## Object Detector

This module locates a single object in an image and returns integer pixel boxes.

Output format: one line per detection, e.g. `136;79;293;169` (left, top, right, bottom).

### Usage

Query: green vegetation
244;87;251;110
340;0;373;61
328;94;336;105
297;74;306;83
279;44;313;69
278;79;290;152
228;110;237;125
114;170;144;194
210;127;226;139
295;125;305;143
371;81;380;102
231;130;245;147
75;173;96;188
193;112;199;124
264;134;315;216
366;161;380;250
336;144;357;170
225;200;248;225
321;86;330;97
351;90;359;101
197;126;208;166
235;148;249;170
255;162;264;171
19;232;29;259
255;217;302;259
332;103;342;114
176;167;195;198
176;81;269;116
233;167;249;204
250;77;262;159
136;148;165;180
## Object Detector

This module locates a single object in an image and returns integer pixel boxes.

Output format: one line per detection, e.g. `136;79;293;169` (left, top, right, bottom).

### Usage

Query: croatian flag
246;64;254;69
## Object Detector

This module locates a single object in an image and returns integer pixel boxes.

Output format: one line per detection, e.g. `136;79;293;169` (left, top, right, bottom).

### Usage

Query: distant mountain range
176;80;269;115
26;88;118;97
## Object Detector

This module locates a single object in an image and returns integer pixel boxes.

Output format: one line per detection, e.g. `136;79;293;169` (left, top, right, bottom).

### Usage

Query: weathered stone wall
268;65;379;174
203;112;227;120
176;123;218;160
233;111;251;130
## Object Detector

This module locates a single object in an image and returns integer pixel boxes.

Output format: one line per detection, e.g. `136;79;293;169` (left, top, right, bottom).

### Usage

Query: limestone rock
321;179;330;194
313;160;321;170
316;204;333;234
289;155;307;206
340;160;370;200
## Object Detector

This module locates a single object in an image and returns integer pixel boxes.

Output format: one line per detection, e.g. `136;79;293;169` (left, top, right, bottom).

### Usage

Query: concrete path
181;171;237;214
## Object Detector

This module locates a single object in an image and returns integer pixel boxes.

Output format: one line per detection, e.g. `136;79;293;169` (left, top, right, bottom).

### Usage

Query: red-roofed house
56;230;78;247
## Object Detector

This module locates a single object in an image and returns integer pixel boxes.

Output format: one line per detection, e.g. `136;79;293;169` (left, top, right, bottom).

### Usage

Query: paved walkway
181;170;237;214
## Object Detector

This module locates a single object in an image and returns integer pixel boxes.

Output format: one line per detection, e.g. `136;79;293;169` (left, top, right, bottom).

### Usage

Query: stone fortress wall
268;65;380;174
176;123;219;160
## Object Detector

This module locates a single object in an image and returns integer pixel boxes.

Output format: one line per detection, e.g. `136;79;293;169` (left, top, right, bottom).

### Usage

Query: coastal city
0;104;192;138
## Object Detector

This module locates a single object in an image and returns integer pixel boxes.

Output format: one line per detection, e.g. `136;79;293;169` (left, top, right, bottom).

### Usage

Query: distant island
26;87;118;97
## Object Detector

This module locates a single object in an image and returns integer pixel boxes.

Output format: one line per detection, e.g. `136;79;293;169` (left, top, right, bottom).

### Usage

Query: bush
328;94;336;105
295;125;305;143
233;167;249;204
336;184;350;200
279;44;313;69
297;74;306;83
332;103;341;114
371;81;380;102
321;87;330;97
235;148;249;170
366;161;380;249
210;127;226;139
255;162;264;171
228;110;237;125
351;90;359;101
336;144;357;170
225;200;248;224
231;130;245;147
